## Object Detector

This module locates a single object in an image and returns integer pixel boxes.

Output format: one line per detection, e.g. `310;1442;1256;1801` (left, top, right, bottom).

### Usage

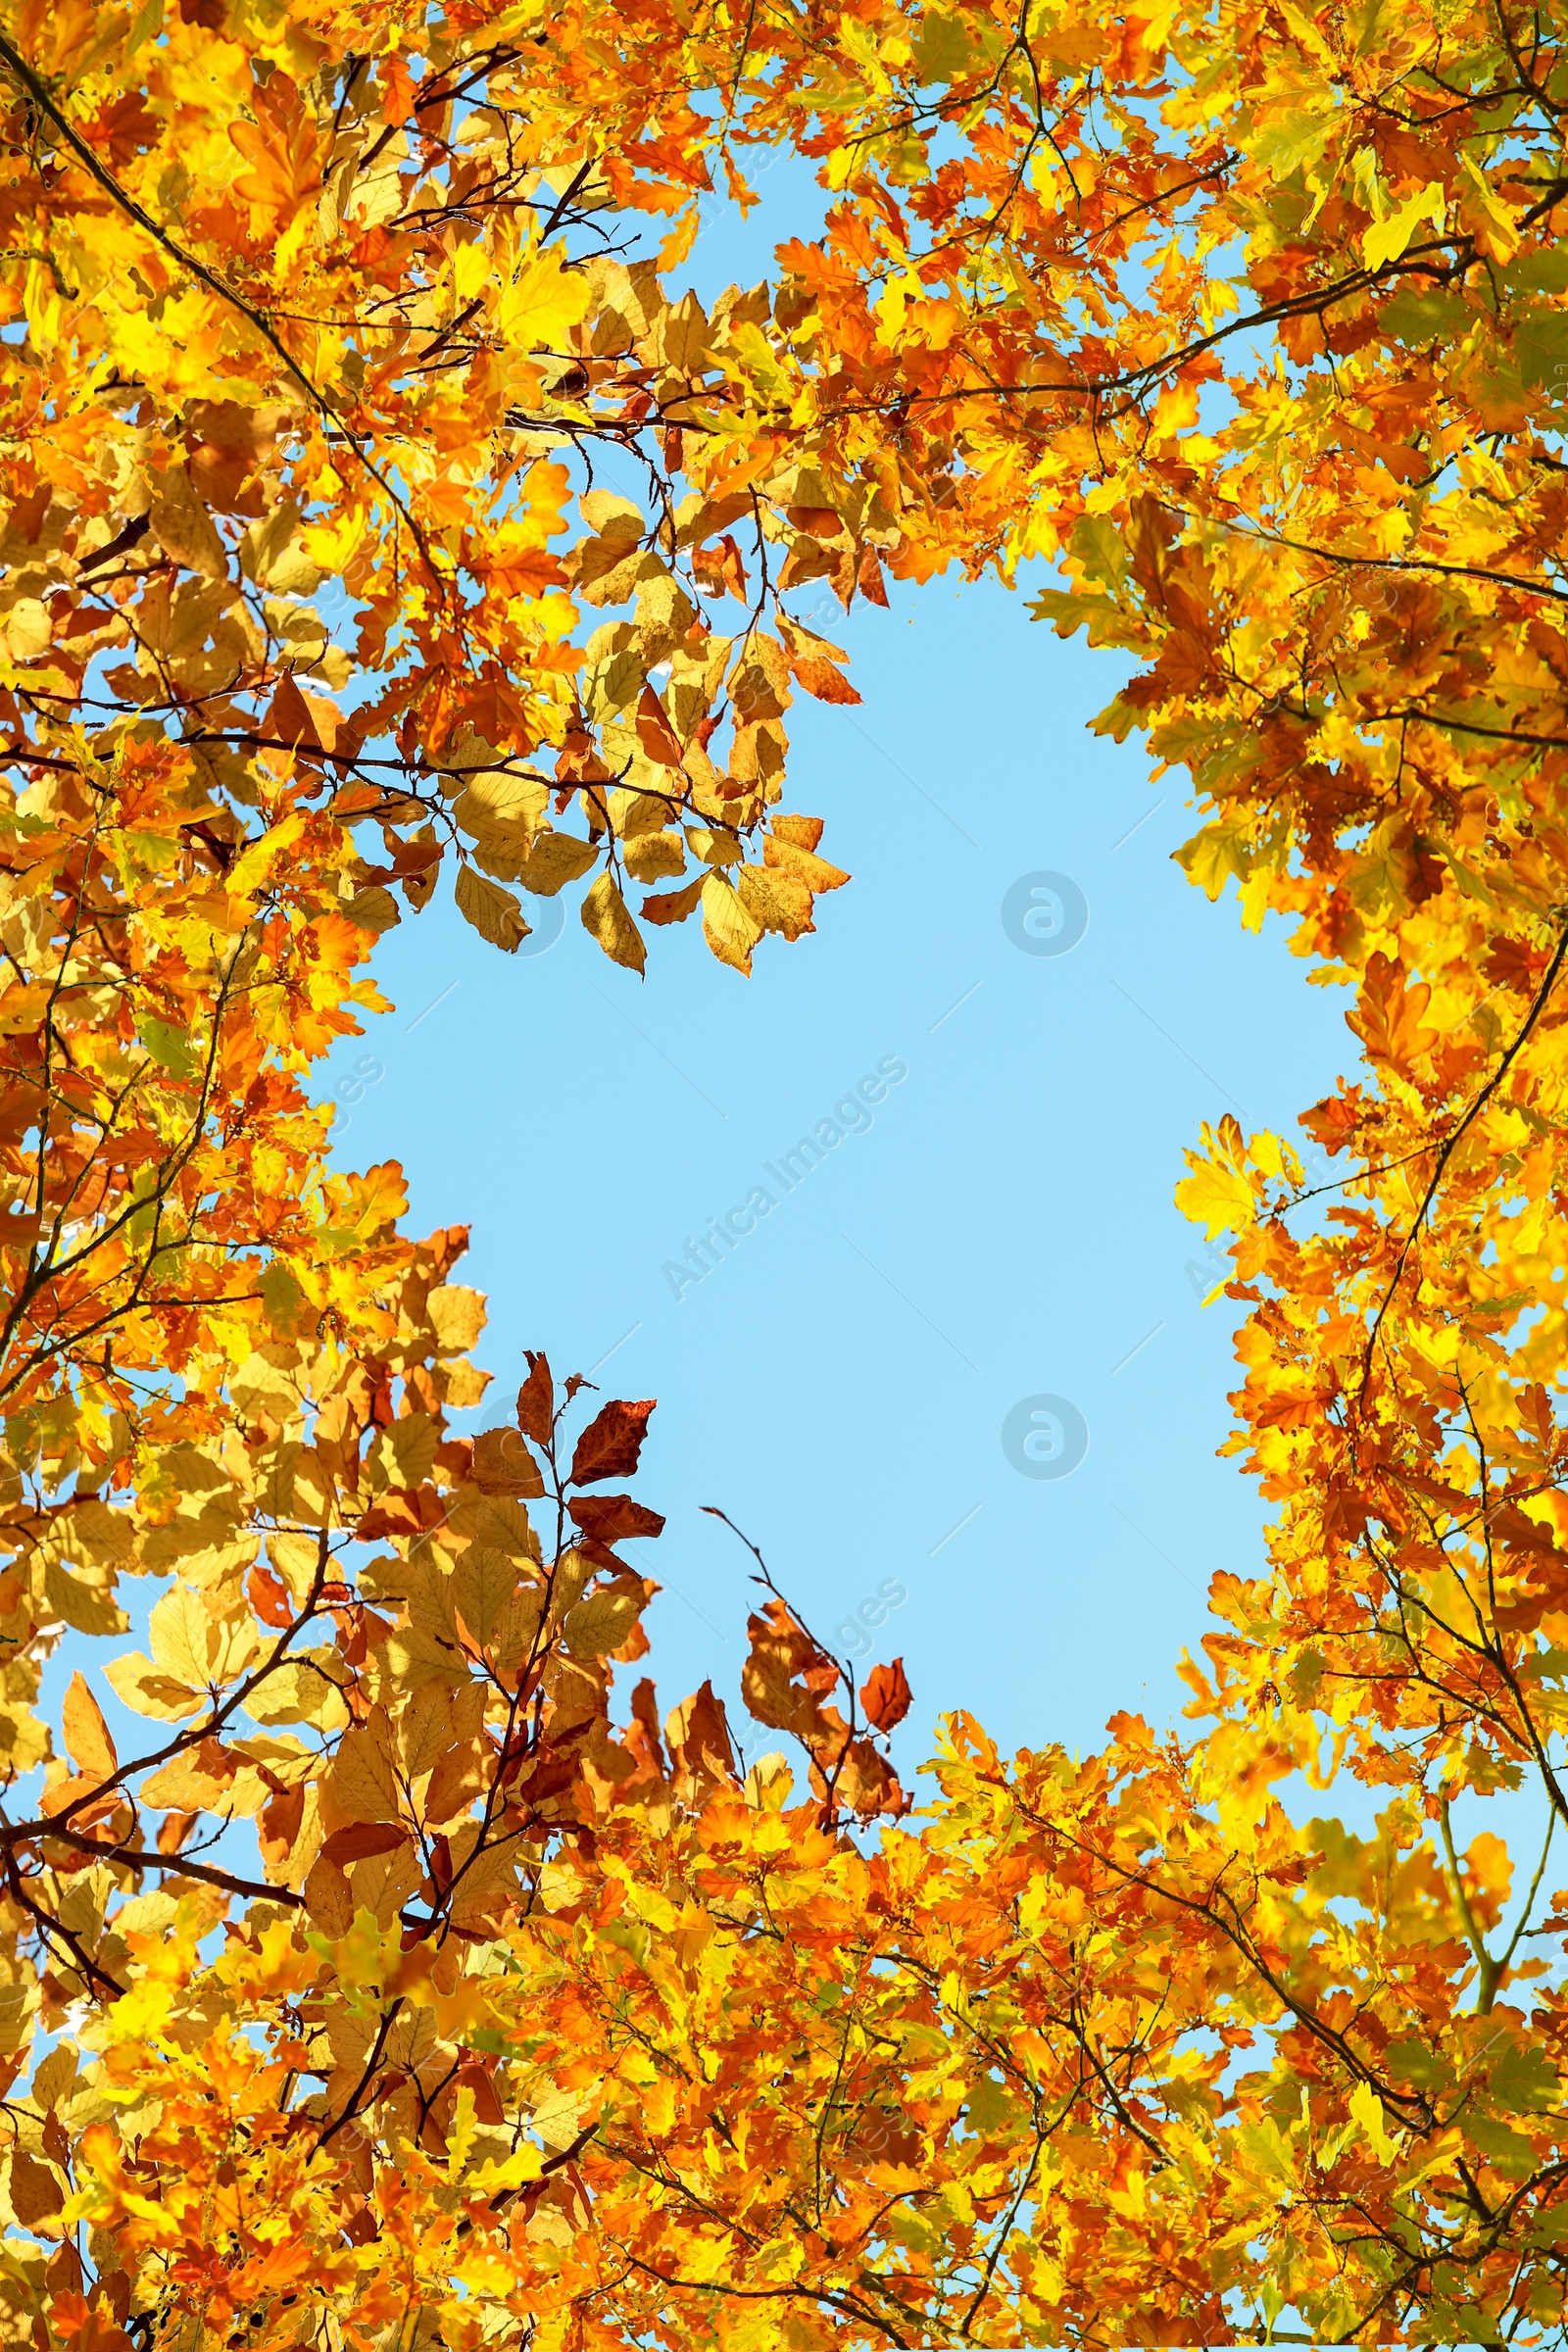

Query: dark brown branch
22;1825;303;1908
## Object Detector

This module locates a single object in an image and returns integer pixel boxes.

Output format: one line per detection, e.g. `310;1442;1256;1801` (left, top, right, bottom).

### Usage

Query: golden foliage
5;0;1568;2341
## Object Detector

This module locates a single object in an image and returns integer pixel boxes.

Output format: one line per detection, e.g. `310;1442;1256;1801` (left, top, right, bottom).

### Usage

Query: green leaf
1487;2040;1558;2115
1515;307;1568;394
136;1016;200;1082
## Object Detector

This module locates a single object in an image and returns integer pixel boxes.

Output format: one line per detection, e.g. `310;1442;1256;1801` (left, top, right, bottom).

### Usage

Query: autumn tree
5;0;1568;2341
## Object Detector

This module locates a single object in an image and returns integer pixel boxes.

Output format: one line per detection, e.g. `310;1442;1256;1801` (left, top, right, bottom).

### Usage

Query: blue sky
319;560;1353;1787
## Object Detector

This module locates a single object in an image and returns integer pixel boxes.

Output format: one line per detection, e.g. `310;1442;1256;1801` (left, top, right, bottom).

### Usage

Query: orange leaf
380;54;416;124
516;1353;554;1445
635;684;685;766
567;1493;666;1542
320;1821;412;1865
247;1560;295;1631
62;1672;117;1781
789;655;861;705
642;875;706;925
859;1657;912;1733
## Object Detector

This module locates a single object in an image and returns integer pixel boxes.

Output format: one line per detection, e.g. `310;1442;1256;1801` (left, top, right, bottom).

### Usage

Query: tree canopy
3;0;1568;2341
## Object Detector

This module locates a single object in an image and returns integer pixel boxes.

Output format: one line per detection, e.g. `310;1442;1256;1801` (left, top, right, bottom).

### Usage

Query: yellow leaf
623;829;686;883
148;1586;259;1690
1362;182;1446;269
300;509;368;573
456;864;530;952
326;1715;404;1824
701;873;762;975
400;1680;485;1781
146;464;226;582
245;1654;351;1733
1349;2079;1398;2167
517;833;599;896
431;1971;498;2043
580;872;646;972
227;814;307;901
563;1589;642;1657
497;243;592;350
1174;1157;1256;1241
1249;1129;1301;1183
446;2083;480;2174
467;2140;544;2195
641;2073;676;2136
736;864;814;940
659;209;701;273
426;1284;487;1351
102;1651;204;1722
1456;154;1519;261
452;240;491;301
368;1413;438;1491
341;1161;409;1238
